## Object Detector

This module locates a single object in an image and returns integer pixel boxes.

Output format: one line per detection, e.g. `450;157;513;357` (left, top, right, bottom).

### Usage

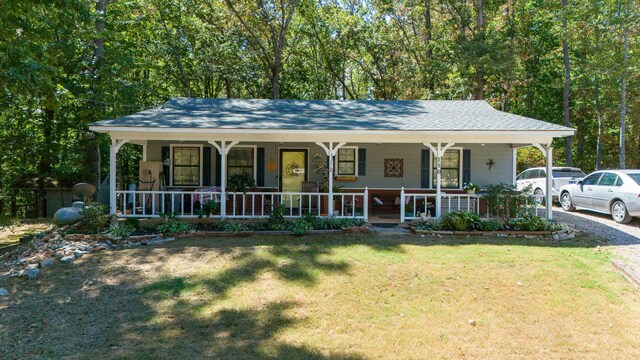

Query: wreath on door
286;162;302;176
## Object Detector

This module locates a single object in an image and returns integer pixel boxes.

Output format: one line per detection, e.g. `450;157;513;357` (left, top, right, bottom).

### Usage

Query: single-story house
89;98;574;221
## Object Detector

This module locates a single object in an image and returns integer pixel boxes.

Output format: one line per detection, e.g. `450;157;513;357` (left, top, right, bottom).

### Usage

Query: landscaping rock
26;263;39;270
26;268;40;280
73;250;87;258
60;255;75;264
0;288;8;296
40;258;55;267
53;207;83;226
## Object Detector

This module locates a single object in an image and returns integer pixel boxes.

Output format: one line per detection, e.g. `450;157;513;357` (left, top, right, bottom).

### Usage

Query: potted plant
228;172;257;214
463;182;481;195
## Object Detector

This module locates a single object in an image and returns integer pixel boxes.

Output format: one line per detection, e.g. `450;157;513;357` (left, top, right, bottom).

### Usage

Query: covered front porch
90;98;574;222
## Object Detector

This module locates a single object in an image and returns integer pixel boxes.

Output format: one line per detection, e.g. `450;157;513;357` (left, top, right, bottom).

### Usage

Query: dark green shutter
203;146;212;186
463;149;471;185
358;148;366;176
215;149;222;186
161;146;170;187
421;149;430;188
256;147;265;186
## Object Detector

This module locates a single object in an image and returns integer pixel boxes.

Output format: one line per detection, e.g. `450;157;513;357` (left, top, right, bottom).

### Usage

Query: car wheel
534;188;545;205
560;192;575;212
611;200;633;224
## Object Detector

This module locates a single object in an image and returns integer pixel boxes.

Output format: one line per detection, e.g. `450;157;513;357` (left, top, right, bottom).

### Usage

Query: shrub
80;201;110;234
288;218;313;235
157;213;193;235
124;217;140;230
109;222;135;239
477;219;504;231
219;221;250;232
268;203;287;230
412;220;441;231
440;211;482;231
197;200;219;219
509;214;549;231
483;183;536;222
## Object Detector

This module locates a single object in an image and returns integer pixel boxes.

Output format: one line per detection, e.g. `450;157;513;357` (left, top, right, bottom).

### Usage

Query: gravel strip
552;206;640;272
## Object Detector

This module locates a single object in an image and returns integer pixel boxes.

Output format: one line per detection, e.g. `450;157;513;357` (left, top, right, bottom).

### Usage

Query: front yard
1;233;640;358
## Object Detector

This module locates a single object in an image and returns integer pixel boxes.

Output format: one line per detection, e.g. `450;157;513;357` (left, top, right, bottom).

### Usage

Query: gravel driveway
552;206;640;271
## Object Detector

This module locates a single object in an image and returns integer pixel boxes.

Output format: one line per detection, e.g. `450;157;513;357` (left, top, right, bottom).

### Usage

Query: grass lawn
2;233;640;358
0;222;51;250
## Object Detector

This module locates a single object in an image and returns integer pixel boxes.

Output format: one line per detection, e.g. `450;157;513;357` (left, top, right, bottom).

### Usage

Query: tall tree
562;0;573;166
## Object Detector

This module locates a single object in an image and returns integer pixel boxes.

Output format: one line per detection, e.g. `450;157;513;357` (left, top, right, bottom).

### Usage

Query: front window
173;147;200;186
227;147;255;180
336;147;357;176
433;149;461;188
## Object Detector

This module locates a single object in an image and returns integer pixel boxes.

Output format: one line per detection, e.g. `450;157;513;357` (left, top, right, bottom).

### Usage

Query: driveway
552;206;640;271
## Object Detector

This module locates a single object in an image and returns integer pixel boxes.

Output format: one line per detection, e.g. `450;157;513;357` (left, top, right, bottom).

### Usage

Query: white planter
466;189;476;195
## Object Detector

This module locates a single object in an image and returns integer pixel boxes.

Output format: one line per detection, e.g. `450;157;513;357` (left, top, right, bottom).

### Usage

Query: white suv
516;167;586;203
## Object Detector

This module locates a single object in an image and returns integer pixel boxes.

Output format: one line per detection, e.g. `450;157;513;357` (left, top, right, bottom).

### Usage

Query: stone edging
611;260;640;289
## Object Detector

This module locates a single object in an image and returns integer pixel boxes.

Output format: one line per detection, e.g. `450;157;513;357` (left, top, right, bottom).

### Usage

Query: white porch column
545;145;553;220
424;142;455;219
316;141;346;216
532;143;554;220
208;140;239;219
109;138;129;215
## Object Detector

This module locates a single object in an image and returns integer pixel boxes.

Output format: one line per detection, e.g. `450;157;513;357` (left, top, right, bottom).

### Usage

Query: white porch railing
116;190;222;218
115;189;368;221
400;190;480;222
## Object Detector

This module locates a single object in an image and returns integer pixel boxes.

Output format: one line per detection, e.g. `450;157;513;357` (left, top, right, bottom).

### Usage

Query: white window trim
170;144;204;187
336;146;358;176
226;145;257;181
429;147;463;190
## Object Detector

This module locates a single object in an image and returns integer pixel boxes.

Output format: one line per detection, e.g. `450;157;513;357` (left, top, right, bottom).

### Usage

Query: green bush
288;218;313;235
477;219;505;231
109;222;135;239
219;221;250;232
483;183;536;222
80;201;110;234
197;200;219;219
268;203;287;230
509;214;549;231
124;217;140;230
440;211;482;231
157;213;193;235
412;220;441;231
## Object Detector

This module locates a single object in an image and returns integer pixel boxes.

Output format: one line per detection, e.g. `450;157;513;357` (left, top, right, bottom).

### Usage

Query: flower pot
466;189;476;195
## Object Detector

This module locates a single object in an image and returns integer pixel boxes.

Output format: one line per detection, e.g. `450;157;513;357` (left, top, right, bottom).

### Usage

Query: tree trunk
424;0;433;91
38;109;55;218
594;15;603;170
620;27;628;169
562;0;573;166
473;0;485;100
225;78;232;98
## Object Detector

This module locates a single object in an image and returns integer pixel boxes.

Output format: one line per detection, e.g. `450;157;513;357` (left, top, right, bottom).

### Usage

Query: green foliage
313;217;365;230
412;220;441;231
219;221;250;232
80;202;110;234
477;220;505;232
109;222;135;239
228;172;256;194
440;211;483;231
267;204;287;230
157;213;193;235
197;200;219;219
124;218;140;230
483;183;536;222
288;218;313;235
509;214;553;232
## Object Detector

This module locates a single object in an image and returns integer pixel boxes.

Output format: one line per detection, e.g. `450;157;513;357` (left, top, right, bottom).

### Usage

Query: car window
598;173;618;186
582;173;602;186
552;169;586;178
516;171;528;181
616;177;624;186
538;169;546;178
627;174;640;185
529;170;541;179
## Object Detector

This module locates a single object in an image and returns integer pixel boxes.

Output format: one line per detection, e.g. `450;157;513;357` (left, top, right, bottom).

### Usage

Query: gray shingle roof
90;98;573;132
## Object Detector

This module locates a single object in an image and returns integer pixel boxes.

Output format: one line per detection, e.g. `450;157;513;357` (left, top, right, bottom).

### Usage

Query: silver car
559;170;640;223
